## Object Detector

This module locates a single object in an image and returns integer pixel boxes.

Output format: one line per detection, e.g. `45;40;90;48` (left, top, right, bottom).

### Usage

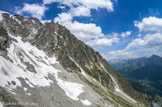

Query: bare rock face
0;11;150;107
0;23;9;52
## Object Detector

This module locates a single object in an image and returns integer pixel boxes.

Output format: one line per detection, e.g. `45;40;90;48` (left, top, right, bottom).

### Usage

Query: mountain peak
0;12;149;106
150;54;161;59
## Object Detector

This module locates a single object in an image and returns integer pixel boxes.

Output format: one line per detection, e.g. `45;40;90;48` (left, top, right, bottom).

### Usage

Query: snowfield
0;11;4;22
0;102;3;107
57;79;84;101
0;34;91;105
81;99;92;106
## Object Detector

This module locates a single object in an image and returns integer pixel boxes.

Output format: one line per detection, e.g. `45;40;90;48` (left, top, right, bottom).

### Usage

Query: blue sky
1;0;162;60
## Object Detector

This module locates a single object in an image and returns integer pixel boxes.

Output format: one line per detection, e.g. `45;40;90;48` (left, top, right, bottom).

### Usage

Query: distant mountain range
109;55;162;106
109;55;162;77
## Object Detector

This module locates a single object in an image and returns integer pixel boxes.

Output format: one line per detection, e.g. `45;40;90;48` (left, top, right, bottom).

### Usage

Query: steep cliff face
0;11;149;107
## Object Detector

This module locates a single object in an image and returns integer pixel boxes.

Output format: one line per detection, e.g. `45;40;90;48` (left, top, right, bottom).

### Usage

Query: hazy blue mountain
109;55;162;106
109;55;162;76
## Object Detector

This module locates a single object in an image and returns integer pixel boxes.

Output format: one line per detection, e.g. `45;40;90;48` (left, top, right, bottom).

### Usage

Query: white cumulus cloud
70;6;91;17
54;15;120;47
121;31;132;38
87;37;120;47
135;16;162;32
55;12;73;23
106;33;162;60
105;16;162;60
16;3;48;20
43;0;113;12
52;0;118;47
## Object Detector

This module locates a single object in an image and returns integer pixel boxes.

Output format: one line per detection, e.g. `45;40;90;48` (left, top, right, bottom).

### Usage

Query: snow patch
57;80;84;100
69;56;88;78
23;87;27;91
0;56;22;89
0;10;9;22
115;88;121;92
0;10;10;22
0;35;58;90
54;31;58;35
32;20;35;24
23;19;28;22
0;12;3;22
0;102;3;107
0;56;53;89
0;34;86;101
81;99;91;106
0;10;9;14
12;16;21;24
27;93;31;96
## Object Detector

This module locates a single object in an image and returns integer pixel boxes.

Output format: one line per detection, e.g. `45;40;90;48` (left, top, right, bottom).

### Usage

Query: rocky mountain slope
0;11;149;107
